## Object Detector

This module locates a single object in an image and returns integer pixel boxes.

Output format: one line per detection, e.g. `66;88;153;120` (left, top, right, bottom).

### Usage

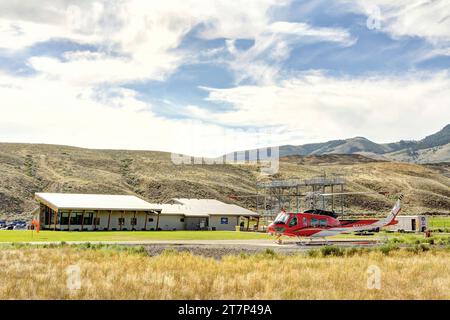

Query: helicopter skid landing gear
274;236;283;245
296;237;313;246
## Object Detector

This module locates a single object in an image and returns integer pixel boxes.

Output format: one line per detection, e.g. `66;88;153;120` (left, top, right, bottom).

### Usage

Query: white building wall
388;215;428;232
209;215;240;231
145;214;158;230
158;215;185;230
184;217;207;230
133;211;152;230
109;211;122;230
96;210;109;230
133;212;151;230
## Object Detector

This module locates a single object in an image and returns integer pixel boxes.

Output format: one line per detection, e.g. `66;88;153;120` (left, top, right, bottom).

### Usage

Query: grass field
0;246;449;299
1;229;449;244
0;230;271;242
429;216;450;229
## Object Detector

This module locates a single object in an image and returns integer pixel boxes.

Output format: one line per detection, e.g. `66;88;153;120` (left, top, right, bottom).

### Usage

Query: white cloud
0;0;356;85
341;0;450;51
224;21;355;85
0;0;448;157
0;72;287;157
0;0;290;84
198;71;450;143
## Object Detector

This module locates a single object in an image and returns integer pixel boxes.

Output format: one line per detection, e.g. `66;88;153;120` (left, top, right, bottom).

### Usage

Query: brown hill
230;124;450;164
0;143;449;219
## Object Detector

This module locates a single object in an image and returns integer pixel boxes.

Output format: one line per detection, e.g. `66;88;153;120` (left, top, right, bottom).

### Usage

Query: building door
411;219;416;231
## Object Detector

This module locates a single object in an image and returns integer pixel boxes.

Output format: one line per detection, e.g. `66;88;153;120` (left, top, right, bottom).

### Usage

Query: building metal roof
171;198;258;217
34;193;259;217
35;193;162;211
157;204;186;215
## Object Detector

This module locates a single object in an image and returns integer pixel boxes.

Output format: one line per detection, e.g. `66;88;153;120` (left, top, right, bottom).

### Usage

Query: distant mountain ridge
228;124;450;164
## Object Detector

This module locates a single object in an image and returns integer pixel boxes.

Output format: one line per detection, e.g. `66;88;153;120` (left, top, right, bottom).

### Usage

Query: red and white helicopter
267;194;403;243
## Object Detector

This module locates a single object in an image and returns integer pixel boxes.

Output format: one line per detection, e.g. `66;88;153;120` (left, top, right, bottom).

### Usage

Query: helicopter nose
275;225;286;234
268;224;285;235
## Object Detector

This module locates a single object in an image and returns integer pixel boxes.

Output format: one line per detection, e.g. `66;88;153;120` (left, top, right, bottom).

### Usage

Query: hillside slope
229;124;450;163
0;143;449;219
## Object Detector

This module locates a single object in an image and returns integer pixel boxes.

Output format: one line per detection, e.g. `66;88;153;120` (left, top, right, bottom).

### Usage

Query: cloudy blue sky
0;0;449;156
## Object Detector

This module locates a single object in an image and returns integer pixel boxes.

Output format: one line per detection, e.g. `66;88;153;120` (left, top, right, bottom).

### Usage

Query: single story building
387;215;428;232
34;193;162;231
34;193;259;231
168;198;259;231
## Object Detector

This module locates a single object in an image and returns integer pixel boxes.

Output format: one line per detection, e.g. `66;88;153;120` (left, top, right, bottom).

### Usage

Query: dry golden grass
0;247;449;299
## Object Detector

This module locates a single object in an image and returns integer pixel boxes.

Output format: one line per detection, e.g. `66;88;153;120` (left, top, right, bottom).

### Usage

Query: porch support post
81;210;85;231
144;211;148;230
156;211;160;230
107;210;112;230
93;210;98;230
53;209;57;231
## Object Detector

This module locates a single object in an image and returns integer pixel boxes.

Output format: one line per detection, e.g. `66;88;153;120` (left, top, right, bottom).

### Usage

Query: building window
44;206;54;225
148;218;154;222
220;217;228;224
180;218;185;222
118;218;125;225
70;213;83;225
60;212;70;225
83;212;93;225
94;217;100;225
131;218;137;225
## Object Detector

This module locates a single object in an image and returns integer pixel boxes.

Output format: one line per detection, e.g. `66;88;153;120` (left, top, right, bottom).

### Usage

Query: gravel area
144;244;311;259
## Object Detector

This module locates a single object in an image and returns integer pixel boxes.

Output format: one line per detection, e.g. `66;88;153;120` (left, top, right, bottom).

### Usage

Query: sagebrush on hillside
0;143;449;218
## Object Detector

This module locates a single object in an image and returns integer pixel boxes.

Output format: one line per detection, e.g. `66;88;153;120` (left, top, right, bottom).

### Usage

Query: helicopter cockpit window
273;212;290;224
289;216;298;227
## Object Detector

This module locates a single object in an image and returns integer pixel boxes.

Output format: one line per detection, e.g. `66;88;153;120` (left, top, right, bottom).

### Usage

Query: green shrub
239;252;249;259
344;247;360;257
379;244;399;255
320;245;344;257
389;237;403;244
306;249;320;258
407;244;430;254
263;248;276;256
129;245;147;255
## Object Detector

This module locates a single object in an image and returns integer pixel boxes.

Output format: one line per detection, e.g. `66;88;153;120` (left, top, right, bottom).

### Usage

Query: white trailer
388;215;428;232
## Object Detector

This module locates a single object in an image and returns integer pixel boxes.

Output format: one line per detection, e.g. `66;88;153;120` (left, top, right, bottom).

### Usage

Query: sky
0;0;449;157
